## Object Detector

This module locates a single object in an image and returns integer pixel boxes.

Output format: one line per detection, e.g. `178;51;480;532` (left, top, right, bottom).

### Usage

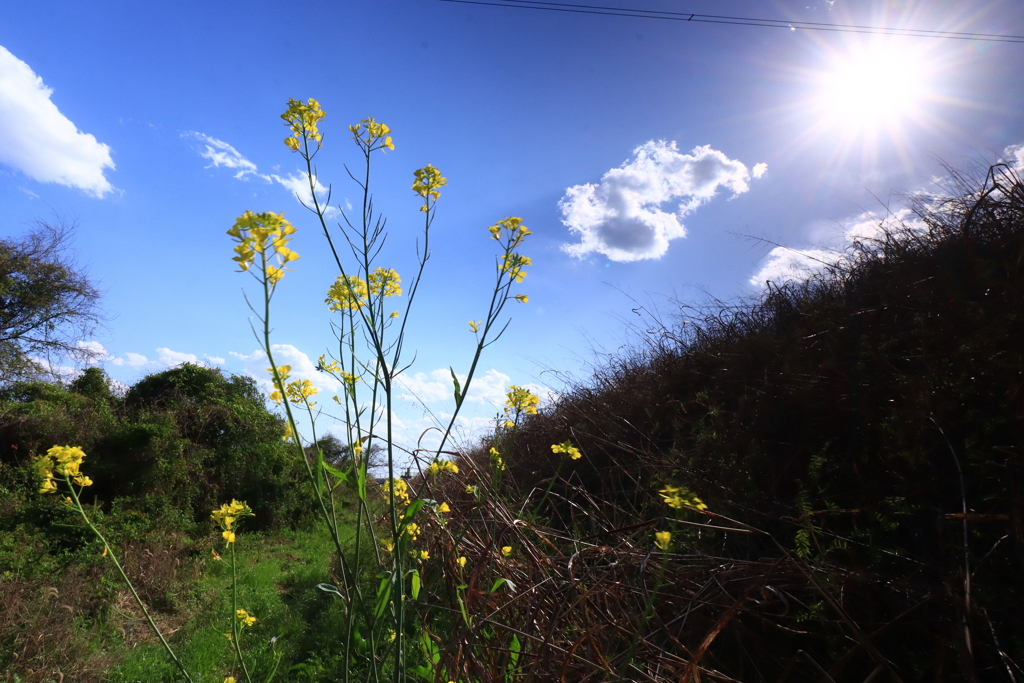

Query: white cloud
1003;143;1024;174
748;209;922;287
156;348;199;366
269;171;337;216
560;141;764;262
185;132;337;215
397;368;516;407
233;344;335;395
109;351;151;368
0;45;115;197
752;162;768;179
748;247;841;286
205;355;226;365
76;340;111;364
184;132;258;178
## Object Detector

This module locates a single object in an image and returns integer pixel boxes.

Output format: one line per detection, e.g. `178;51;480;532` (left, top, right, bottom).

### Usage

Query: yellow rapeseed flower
489;447;505;472
228;211;298;283
551;441;582;460
281;98;325;149
326;274;369;311
437;502;451;514
236;609;257;627
403;522;420;541
514;294;528;303
222;531;236;544
412;164;447;209
505;386;540;417
367;267;402;297
501;546;512;557
468;320;480;333
655;531;671;551
457;556;467;568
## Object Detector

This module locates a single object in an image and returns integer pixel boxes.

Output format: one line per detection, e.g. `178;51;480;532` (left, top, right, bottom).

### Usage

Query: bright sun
814;41;932;134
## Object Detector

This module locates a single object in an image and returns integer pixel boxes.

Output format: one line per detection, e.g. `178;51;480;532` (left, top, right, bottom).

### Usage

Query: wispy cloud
185;132;337;215
0;45;115;197
560;141;765;262
185;132;258;178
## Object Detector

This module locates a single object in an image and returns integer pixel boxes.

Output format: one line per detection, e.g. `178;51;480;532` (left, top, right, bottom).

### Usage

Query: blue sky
2;0;1022;462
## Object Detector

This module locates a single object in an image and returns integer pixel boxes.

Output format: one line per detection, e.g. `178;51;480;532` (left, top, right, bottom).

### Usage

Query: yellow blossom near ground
489;447;506;472
501;546;512;557
236;609;257;627
382;478;411;507
551;441;582;460
457;556;467;568
426;460;459;476
655;531;672;551
505;386;540;416
659;485;709;511
34;445;93;493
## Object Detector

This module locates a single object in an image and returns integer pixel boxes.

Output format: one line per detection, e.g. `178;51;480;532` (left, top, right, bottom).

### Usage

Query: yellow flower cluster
487;216;531;247
236;608;257;627
282;98;325;150
500;252;532;284
412;164;447;211
349;117;394;152
34;445;92;493
505;386;540;418
326;274;368;311
456;556;467;568
382;478;411;508
403;522;420;541
268;365;316;405
227;211;299;285
326;268;401;313
655;531;672;551
318;356;360;392
367;268;402;297
551;441;581;460
489;447;506;472
659;485;708;511
211;500;253;544
411;549;430;561
425;460;459;476
284;379;318;405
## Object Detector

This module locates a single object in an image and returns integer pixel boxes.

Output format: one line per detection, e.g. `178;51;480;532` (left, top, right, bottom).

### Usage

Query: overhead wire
435;0;1024;44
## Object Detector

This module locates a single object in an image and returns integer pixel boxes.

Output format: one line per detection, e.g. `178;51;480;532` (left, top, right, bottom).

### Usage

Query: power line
435;0;1024;44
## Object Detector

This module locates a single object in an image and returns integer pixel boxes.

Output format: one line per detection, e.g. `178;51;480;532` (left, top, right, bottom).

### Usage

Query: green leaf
509;633;521;670
321;461;349;483
403;499;427;523
489;577;507;594
411;568;421;600
450;367;463;407
315;582;344;598
373;575;392;620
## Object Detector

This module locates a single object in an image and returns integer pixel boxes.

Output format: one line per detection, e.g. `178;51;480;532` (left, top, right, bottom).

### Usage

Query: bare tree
0;220;104;385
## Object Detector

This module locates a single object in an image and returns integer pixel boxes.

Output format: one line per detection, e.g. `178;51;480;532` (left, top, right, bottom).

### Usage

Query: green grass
106;518;356;683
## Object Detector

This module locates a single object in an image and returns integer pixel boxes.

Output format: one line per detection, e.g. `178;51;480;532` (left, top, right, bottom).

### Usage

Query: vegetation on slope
422;163;1024;682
